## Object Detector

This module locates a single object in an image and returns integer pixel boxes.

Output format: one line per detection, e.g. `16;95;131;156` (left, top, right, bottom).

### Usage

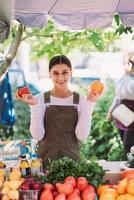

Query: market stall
0;152;134;199
0;1;134;200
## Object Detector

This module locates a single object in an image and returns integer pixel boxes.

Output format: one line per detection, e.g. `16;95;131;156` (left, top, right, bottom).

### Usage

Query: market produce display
1;156;134;199
0;157;105;199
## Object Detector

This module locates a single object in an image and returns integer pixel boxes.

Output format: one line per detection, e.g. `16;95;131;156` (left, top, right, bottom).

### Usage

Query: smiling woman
15;55;103;167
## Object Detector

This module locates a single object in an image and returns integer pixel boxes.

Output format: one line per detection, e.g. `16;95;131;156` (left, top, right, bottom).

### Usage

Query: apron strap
73;92;79;104
44;91;50;103
44;91;79;104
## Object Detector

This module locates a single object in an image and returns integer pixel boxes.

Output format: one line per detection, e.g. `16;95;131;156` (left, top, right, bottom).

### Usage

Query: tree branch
0;22;24;77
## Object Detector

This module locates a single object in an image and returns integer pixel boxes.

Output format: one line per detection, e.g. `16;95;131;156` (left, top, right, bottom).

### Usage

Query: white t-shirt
29;93;95;142
115;75;134;100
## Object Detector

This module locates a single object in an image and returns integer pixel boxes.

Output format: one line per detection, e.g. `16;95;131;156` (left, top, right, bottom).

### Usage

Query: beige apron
37;91;80;166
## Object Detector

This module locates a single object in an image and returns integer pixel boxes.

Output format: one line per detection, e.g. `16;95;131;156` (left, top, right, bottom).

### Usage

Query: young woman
107;51;134;157
16;55;101;166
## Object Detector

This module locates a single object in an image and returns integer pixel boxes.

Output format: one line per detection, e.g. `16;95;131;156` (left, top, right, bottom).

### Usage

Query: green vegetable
45;157;105;187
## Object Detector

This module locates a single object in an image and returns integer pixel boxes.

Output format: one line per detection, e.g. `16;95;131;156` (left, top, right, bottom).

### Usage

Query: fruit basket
19;189;40;200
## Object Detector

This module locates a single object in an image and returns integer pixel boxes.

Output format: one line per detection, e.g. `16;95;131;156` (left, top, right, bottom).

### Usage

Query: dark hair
49;55;72;71
129;60;134;70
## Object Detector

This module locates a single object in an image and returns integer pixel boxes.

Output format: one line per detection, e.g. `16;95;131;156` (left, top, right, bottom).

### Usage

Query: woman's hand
15;91;38;105
87;80;105;102
87;90;101;102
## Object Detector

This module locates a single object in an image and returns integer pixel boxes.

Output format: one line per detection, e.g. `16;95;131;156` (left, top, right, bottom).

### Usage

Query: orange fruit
97;184;111;196
100;193;115;200
117;194;126;200
90;80;104;94
122;170;134;180
117;194;134;200
126;182;134;195
117;178;128;194
128;179;134;184
100;188;118;199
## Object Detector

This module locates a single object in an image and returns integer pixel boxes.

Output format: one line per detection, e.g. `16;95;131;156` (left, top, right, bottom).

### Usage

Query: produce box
103;171;122;184
98;160;126;184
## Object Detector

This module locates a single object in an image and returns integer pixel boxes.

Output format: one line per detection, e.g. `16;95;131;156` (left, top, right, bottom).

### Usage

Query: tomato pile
40;176;96;200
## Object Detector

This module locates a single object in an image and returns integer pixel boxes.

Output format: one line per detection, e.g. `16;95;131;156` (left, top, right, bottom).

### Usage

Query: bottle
19;155;31;177
31;154;42;174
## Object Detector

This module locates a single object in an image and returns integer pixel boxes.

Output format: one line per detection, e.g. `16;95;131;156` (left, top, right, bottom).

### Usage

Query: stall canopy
0;0;134;41
13;0;134;29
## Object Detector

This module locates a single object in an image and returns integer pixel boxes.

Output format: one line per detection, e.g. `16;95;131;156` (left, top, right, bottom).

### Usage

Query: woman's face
49;64;72;89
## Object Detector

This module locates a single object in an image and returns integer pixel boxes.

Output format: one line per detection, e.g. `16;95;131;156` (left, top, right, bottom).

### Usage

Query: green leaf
114;14;120;26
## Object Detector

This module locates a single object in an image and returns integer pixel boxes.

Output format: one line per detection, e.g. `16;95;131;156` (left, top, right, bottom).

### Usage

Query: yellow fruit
0;169;6;177
9;169;21;181
100;188;118;199
3;181;10;188
117;195;126;200
0;179;4;189
100;193;115;200
117;178;128;194
8;189;19;200
9;180;21;190
124;193;134;200
126;182;134;195
2;195;10;200
97;185;111;196
0;174;5;182
1;187;10;195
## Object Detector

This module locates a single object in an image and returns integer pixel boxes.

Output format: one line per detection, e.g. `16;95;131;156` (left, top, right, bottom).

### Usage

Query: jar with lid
19;155;31;177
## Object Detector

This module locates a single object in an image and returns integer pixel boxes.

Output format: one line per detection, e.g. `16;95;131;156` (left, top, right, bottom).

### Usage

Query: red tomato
64;176;76;188
68;192;81;200
53;190;58;198
56;183;74;196
40;189;54;200
73;188;80;195
43;183;54;191
76;177;88;191
55;194;66;200
85;184;96;192
122;170;134;180
81;189;96;200
17;86;30;97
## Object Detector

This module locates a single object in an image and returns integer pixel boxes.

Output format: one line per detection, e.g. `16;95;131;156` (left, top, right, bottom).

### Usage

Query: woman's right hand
15;90;38;105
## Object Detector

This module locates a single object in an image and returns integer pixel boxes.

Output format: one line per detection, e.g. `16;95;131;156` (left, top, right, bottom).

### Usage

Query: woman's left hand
87;90;101;102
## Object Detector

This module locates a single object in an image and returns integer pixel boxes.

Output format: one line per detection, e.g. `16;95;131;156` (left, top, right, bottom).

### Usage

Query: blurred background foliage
0;15;128;160
0;79;124;161
80;79;124;161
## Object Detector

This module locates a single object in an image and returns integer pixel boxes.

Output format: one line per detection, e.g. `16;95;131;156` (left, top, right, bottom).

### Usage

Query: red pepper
17;87;30;97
